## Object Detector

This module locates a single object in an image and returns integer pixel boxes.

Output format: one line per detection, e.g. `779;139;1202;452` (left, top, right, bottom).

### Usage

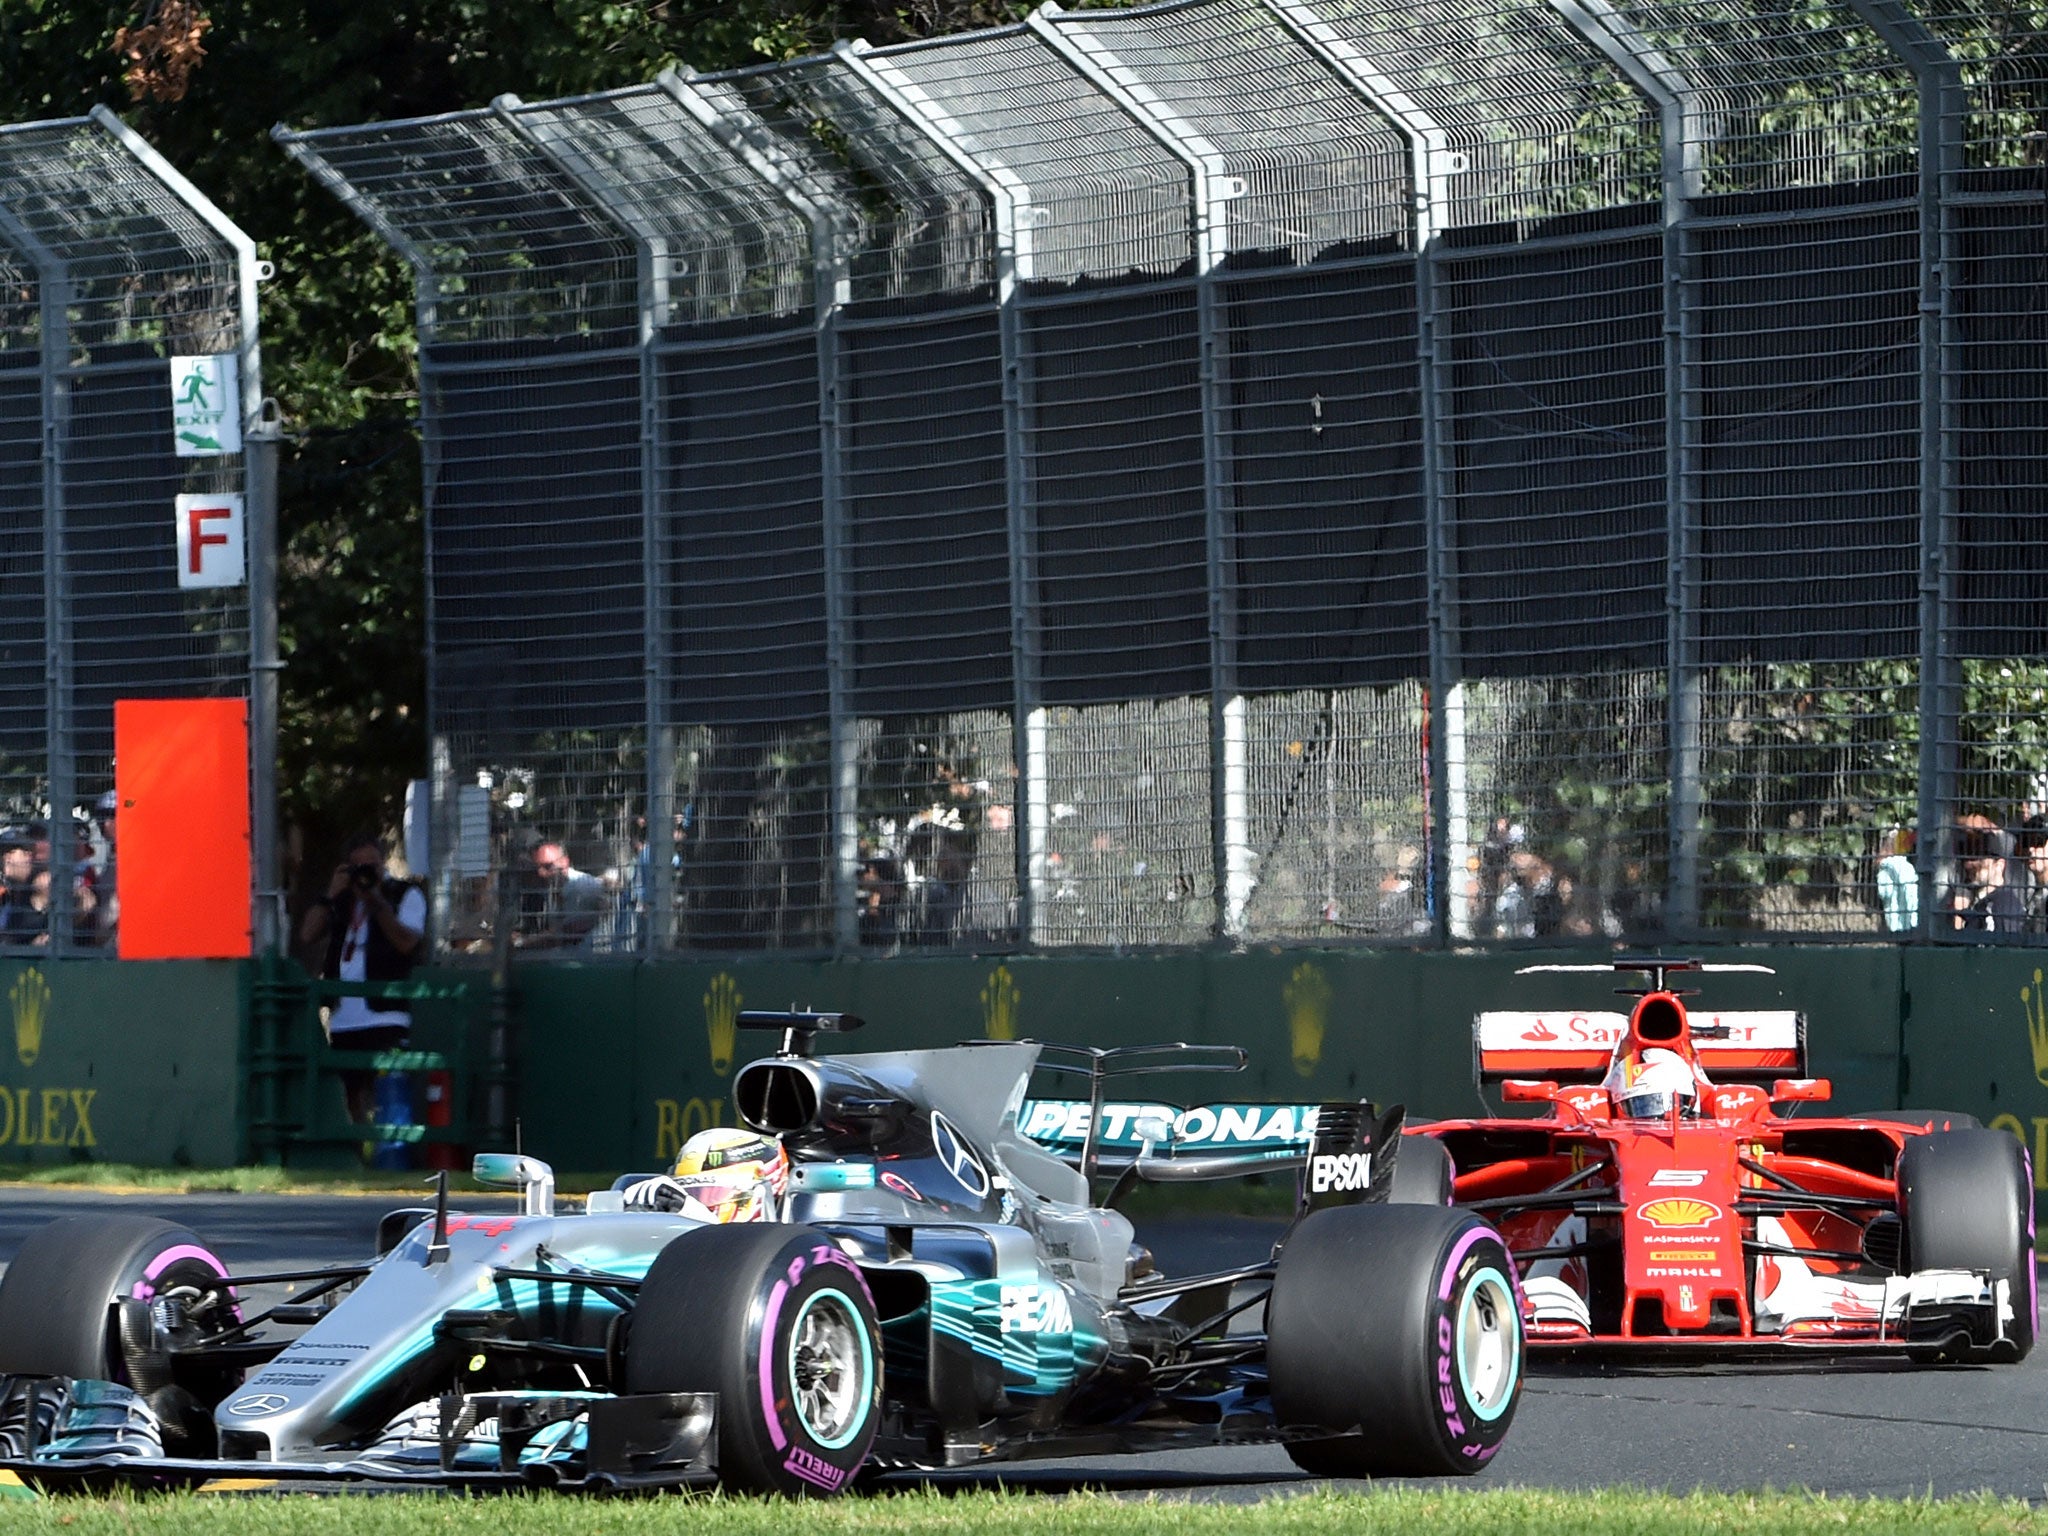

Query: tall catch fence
0;106;273;954
279;0;2048;958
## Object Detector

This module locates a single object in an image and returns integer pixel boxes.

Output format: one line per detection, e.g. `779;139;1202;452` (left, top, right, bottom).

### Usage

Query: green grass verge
0;1487;2045;1534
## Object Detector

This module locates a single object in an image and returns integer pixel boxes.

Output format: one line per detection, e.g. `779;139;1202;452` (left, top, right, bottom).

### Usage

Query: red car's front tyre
1898;1129;2036;1363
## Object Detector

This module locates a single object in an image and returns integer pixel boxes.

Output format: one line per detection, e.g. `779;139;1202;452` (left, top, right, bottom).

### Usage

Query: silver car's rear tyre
1269;1204;1522;1477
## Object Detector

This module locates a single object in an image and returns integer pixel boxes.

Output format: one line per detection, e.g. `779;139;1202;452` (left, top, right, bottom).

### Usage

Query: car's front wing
0;1377;718;1493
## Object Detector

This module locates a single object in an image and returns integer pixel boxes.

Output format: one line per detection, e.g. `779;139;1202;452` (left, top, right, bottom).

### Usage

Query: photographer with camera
298;834;426;1122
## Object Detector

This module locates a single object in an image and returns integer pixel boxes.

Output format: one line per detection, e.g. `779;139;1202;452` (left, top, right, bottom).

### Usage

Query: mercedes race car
1406;957;2034;1361
0;1013;1523;1494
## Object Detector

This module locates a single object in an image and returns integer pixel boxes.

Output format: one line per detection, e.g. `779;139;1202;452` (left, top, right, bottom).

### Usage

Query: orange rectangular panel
115;698;251;960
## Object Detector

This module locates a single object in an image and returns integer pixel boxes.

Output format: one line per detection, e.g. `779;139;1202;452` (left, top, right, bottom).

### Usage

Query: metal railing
0;106;276;955
279;0;2048;955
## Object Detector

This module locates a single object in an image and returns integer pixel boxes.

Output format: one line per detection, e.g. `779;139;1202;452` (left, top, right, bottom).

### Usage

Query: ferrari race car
1407;957;2034;1361
0;1012;1523;1493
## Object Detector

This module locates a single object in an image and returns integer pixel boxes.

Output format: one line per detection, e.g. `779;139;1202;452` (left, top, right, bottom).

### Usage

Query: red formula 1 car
1404;957;2035;1362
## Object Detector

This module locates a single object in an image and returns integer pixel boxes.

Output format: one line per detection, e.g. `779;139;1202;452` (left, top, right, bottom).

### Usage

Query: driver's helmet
1605;1047;1701;1120
671;1127;788;1223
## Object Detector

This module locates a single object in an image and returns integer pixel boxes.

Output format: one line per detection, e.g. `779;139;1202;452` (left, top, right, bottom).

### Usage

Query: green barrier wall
0;958;243;1167
11;943;2036;1192
1899;947;2048;1191
509;946;1909;1174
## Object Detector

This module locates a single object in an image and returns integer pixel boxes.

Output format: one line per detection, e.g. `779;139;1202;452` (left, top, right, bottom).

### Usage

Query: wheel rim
785;1290;871;1450
1455;1266;1519;1422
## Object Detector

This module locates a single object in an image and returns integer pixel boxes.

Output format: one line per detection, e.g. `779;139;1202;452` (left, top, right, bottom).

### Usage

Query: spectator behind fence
298;834;426;1122
858;841;905;948
528;841;608;951
1876;826;1918;935
0;842;39;948
1952;823;2025;939
2020;814;2048;935
90;791;118;947
903;766;980;946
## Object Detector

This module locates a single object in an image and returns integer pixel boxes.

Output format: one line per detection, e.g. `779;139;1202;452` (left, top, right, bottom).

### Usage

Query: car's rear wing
1017;1098;1317;1158
1475;1009;1807;1084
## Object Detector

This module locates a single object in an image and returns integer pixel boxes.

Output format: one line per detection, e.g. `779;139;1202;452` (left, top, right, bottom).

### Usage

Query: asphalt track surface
0;1190;2043;1501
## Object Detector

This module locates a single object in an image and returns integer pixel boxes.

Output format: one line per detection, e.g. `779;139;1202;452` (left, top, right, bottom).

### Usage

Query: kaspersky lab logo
981;965;1020;1041
704;973;740;1077
11;968;46;1069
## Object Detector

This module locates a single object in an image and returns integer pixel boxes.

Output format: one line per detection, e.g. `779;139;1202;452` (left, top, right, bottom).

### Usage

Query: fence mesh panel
870;27;1195;285
0;249;44;826
1290;0;1662;226
286;0;2048;955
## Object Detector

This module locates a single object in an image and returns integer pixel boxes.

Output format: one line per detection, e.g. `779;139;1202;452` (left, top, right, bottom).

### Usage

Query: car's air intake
735;1060;821;1134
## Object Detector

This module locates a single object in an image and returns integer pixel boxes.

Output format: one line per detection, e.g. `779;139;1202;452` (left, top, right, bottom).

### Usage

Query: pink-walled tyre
1269;1204;1521;1477
627;1223;882;1496
0;1213;240;1453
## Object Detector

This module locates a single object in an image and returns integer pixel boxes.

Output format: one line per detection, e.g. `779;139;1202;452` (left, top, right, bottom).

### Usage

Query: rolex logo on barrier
2024;969;2048;1089
1285;962;1330;1078
704;973;741;1077
981;964;1020;1042
11;968;47;1069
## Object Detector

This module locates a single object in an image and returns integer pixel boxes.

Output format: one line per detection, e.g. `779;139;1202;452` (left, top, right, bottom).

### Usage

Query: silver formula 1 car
0;1013;1523;1494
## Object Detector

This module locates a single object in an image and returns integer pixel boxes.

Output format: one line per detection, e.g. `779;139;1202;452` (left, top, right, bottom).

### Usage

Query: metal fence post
1550;0;1704;938
1260;0;1464;944
245;418;282;948
661;70;861;952
838;42;1049;945
1837;1;1964;941
1029;5;1250;941
491;96;676;957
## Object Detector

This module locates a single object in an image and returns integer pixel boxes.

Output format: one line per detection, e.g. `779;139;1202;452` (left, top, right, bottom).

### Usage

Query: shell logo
1638;1198;1719;1229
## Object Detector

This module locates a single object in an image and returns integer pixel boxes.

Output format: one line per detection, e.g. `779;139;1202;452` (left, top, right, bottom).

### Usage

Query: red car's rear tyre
1390;1136;1454;1205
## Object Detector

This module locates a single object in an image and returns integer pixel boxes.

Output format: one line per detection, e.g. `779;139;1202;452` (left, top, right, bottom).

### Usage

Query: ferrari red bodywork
1407;959;2033;1361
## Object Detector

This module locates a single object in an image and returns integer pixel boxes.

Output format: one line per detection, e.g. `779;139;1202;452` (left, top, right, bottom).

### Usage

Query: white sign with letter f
174;493;245;590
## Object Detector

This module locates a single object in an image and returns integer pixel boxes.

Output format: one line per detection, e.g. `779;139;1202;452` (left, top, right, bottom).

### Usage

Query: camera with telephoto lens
349;863;380;891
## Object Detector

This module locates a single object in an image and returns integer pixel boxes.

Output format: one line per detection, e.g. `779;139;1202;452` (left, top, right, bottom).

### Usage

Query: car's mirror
473;1152;555;1215
1770;1078;1832;1104
1500;1080;1559;1103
